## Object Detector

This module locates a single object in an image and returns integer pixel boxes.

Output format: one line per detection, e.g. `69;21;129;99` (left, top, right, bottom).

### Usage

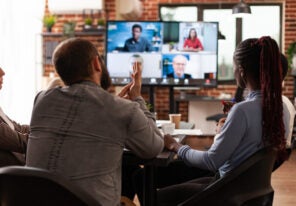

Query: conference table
123;148;175;206
123;126;213;206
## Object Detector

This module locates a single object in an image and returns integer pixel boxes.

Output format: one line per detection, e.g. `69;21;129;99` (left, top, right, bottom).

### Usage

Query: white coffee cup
162;123;175;135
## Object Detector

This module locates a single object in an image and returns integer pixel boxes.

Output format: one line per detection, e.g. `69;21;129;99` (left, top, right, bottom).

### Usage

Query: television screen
106;21;218;87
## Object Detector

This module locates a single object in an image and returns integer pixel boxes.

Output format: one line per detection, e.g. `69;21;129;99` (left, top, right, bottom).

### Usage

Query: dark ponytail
258;37;287;161
234;36;287;161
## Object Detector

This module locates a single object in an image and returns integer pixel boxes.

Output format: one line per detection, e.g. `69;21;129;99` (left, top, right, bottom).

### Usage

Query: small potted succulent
63;21;76;37
97;18;105;29
43;14;56;32
84;17;93;29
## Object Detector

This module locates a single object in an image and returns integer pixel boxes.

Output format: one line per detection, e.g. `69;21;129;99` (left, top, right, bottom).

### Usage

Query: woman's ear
239;67;245;78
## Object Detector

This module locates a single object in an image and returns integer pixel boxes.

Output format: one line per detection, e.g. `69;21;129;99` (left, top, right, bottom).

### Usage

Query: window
204;9;236;81
242;6;281;45
160;6;197;21
159;3;282;83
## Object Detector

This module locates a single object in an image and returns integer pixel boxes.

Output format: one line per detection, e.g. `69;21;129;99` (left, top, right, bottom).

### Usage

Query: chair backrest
0;150;23;167
178;147;277;206
272;147;291;171
0;166;101;206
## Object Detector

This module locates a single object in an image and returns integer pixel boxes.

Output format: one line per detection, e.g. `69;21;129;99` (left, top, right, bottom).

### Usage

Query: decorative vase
84;25;92;30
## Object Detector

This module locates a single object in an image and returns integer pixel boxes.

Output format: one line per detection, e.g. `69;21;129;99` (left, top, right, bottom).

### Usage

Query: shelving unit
42;30;105;76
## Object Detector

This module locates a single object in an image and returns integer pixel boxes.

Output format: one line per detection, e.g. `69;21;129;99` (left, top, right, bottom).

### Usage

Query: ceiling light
232;0;251;16
218;30;226;40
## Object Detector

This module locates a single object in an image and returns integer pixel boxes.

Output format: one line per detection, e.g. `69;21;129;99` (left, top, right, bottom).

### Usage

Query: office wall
106;0;296;121
45;0;296;121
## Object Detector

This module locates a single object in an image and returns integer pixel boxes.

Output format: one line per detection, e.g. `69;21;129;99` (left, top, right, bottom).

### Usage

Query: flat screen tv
106;21;218;87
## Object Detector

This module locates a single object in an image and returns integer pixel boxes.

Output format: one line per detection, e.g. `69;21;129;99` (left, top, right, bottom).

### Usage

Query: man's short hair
52;38;98;85
132;24;142;32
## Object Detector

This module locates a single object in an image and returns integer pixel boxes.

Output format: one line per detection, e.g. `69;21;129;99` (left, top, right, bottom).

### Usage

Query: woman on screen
183;28;204;52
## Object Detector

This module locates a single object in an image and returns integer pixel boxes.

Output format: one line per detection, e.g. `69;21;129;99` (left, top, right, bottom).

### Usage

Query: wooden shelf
42;30;105;37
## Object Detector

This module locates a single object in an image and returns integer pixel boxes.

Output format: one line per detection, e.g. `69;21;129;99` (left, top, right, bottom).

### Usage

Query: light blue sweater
178;91;263;177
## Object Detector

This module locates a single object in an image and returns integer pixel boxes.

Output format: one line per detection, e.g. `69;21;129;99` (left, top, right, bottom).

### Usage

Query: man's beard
100;66;112;90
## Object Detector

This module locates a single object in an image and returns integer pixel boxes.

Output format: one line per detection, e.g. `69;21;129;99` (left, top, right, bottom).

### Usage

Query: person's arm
0;120;28;153
176;105;247;171
195;38;203;51
282;96;296;147
126;97;164;158
122;39;129;52
183;39;189;50
10;119;30;134
118;62;164;158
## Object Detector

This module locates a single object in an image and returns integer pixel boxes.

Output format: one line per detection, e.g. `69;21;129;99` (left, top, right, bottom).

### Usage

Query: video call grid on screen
106;21;218;86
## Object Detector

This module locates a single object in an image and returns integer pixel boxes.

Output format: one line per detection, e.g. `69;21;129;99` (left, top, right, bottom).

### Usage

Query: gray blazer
0;116;29;164
26;81;164;206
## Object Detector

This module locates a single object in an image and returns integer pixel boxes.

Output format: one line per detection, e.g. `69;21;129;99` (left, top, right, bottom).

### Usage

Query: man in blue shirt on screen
123;24;154;52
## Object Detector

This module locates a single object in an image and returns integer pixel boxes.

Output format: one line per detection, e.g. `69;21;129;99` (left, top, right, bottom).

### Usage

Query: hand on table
164;134;182;153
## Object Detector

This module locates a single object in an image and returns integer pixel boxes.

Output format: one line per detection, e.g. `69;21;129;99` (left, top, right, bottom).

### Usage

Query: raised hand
128;62;143;100
117;82;133;99
117;62;143;100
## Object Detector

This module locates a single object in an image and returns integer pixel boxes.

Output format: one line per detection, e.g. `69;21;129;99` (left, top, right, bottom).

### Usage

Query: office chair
0;150;23;167
272;147;292;172
0;166;101;206
178;147;277;206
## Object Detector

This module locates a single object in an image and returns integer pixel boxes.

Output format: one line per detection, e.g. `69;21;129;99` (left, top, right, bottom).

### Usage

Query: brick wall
43;0;296;121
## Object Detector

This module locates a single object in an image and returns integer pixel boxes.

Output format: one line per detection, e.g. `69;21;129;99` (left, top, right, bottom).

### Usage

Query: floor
272;149;296;206
132;149;296;206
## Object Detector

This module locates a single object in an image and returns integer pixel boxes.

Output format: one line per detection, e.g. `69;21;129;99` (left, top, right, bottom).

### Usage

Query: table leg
143;165;156;206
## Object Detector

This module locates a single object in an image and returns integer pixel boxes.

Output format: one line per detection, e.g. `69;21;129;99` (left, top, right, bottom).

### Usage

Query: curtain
0;0;44;124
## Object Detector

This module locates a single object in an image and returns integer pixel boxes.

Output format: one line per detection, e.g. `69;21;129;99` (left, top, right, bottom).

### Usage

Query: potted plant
84;17;93;29
63;21;76;38
97;18;105;29
43;14;56;32
169;42;175;51
287;41;296;74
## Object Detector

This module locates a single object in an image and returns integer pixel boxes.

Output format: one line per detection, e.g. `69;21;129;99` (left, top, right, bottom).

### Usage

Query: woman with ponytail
156;36;286;205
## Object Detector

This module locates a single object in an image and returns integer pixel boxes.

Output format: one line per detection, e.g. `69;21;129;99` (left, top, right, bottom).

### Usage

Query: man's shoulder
232;98;261;114
125;38;133;43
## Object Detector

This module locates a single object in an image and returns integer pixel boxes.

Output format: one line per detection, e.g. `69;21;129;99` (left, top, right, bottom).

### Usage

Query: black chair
272;147;292;171
0;166;101;206
178;147;277;206
0;150;23;167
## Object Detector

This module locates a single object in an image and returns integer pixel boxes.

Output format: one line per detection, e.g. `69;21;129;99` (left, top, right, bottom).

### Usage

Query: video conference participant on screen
167;54;192;79
183;28;204;52
123;24;154;52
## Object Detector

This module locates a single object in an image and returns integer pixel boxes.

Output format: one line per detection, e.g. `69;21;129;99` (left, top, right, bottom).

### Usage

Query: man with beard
26;38;164;206
123;24;154;52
